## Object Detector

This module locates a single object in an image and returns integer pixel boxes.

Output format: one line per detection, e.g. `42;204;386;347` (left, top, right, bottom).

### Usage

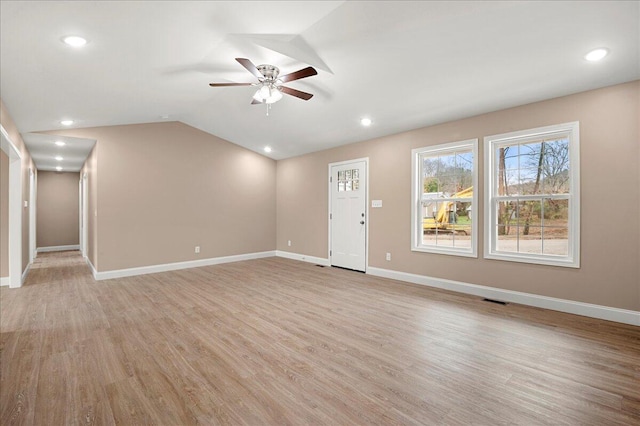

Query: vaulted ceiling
1;1;638;164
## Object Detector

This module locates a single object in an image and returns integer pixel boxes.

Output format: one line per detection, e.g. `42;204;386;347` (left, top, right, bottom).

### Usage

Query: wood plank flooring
1;251;639;425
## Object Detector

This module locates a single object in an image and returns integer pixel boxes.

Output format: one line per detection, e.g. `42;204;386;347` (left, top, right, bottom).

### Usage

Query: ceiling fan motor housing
257;64;280;81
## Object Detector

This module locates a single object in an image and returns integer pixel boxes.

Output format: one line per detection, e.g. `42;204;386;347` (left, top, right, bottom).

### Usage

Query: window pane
497;145;519;171
520;142;544;168
452;231;472;248
518;226;542;254
542;199;568;227
422;200;438;220
502;168;519;195
542;226;568;256
439;153;457;172
423;177;440;194
517;200;541;227
520;168;543;195
422;157;439;178
542;139;570;194
434;232;455;247
456;152;473;172
497;201;517;232
496;225;517;252
440;175;459;194
452;201;472;248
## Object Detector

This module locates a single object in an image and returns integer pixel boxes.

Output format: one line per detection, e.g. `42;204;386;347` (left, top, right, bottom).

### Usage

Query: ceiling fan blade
280;86;314;101
279;66;317;83
236;58;263;80
209;82;253;87
251;99;263;105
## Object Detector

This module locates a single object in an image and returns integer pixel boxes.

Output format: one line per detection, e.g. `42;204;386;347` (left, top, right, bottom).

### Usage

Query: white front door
330;160;367;272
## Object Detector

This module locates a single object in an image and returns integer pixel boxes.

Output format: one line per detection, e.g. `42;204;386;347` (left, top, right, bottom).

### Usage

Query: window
411;139;478;257
484;122;580;267
337;169;360;191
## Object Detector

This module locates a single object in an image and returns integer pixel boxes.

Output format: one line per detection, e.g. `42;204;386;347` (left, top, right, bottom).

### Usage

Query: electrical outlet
195;246;200;254
288;240;291;247
386;252;391;261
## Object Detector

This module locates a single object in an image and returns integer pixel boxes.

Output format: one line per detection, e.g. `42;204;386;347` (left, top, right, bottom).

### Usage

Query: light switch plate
371;200;382;208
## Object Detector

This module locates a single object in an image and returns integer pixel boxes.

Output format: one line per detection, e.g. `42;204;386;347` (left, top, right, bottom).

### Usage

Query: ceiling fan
209;58;317;109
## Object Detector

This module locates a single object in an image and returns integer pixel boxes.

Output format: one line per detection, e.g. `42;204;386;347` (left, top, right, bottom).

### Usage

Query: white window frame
411;139;478;257
484;122;580;268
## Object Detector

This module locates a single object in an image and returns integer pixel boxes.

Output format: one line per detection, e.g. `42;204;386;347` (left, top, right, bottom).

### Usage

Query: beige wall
0;150;8;277
48;122;277;272
277;81;640;311
36;171;80;248
1;99;36;275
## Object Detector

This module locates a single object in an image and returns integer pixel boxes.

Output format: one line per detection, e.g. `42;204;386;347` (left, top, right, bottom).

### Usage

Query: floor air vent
483;298;508;305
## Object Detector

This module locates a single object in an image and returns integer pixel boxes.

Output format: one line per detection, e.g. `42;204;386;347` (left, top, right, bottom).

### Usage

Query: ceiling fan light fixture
265;89;282;104
253;84;282;104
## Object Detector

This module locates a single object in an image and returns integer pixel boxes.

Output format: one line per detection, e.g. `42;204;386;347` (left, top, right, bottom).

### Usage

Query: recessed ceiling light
360;118;372;126
55;156;63;161
60;120;74;126
585;48;609;62
62;36;87;47
264;146;272;153
56;166;63;171
55;140;66;146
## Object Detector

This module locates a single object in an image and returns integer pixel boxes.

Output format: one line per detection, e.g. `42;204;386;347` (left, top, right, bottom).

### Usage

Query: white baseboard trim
0;276;9;287
21;262;32;284
367;267;640;326
275;250;330;267
86;257;98;281
37;244;80;253
94;251;277;281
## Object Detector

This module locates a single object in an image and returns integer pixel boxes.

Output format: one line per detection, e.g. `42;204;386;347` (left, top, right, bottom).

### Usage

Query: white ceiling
1;1;638;162
21;133;96;172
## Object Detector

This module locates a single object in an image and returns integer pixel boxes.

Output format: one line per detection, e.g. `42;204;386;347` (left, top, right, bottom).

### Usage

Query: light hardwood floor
1;251;639;425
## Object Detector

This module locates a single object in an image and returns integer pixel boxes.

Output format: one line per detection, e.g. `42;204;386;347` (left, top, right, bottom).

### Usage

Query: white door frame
81;172;88;258
1;125;23;288
29;167;36;264
327;157;369;271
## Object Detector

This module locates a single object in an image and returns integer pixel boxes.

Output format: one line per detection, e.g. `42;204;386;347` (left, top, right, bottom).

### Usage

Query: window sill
412;246;477;258
484;251;579;268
